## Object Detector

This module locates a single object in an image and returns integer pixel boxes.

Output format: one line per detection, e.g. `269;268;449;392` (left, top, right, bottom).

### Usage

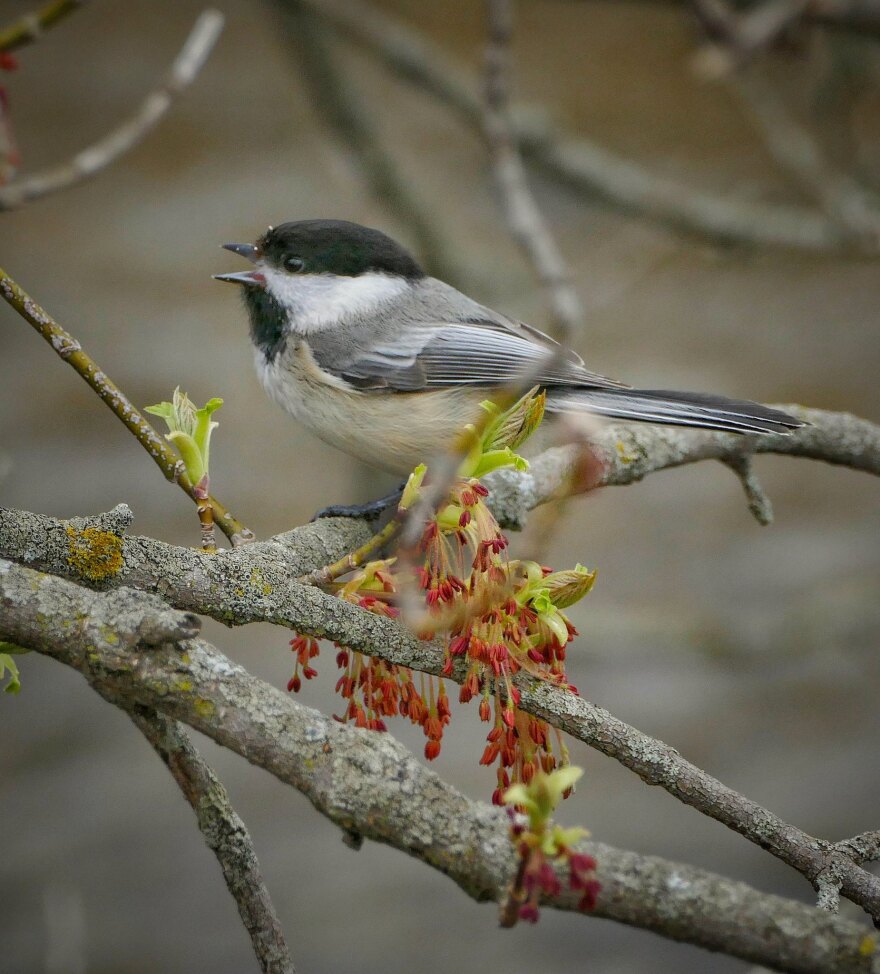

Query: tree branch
0;9;224;210
126;707;296;974
296;0;871;252
0;266;253;545
728;65;880;245
1;556;876;974
271;0;458;283
602;0;880;39
485;405;880;529
0;0;84;54
2;437;878;921
483;0;582;339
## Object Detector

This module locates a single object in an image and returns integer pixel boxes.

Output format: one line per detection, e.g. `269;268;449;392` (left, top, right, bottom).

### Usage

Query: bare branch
729;66;880;244
271;1;459;283
0;10;224;210
127;707;296;974
605;0;880;39
836;831;880;866
2;556;877;974
0;267;253;546
0;0;84;54
485;405;880;529
299;0;867;252
483;0;582;339
691;0;811;76
720;451;774;524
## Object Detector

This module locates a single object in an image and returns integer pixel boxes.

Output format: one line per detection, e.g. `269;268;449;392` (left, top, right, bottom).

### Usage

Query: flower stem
300;517;402;586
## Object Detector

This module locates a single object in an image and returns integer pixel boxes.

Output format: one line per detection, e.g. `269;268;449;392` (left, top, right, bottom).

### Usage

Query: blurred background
1;0;879;971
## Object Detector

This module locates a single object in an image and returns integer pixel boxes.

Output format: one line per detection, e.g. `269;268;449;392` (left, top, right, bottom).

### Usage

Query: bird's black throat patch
244;286;287;362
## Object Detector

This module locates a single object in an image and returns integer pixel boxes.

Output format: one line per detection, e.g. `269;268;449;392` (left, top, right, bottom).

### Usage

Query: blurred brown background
1;1;879;971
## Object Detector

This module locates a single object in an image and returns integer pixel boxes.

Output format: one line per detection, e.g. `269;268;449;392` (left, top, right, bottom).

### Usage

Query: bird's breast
254;340;483;475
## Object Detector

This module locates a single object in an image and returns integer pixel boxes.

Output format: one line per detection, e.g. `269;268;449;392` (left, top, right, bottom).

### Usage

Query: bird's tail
549;388;803;436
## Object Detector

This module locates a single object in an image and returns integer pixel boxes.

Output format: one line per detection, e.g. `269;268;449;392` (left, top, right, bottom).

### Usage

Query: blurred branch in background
596;0;880;38
689;0;812;75
271;0;460;283
484;0;583;340
296;0;880;252
0;0;85;54
730;64;880;244
0;9;224;210
1;555;876;974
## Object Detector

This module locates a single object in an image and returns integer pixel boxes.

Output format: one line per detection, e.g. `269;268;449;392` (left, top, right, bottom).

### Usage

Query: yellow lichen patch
859;935;877;957
615;441;634;465
65;526;123;582
174;678;194;693
249;567;273;596
194;698;215;719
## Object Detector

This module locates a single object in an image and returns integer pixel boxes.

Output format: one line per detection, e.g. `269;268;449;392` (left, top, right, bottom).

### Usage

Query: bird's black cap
259;220;426;280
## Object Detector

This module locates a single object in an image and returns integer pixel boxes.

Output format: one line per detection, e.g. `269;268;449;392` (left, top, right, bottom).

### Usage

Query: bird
215;219;802;503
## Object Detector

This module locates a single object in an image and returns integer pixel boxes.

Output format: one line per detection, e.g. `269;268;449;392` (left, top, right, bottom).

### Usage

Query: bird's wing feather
307;317;629;393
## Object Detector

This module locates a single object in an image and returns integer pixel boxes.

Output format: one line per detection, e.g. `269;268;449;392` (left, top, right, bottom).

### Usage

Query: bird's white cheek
261;269;408;333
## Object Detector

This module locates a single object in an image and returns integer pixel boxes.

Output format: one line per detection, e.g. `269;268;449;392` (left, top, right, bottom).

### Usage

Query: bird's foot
310;485;404;522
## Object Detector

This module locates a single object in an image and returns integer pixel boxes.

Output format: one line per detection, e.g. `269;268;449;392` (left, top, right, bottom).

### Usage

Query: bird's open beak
213;269;266;286
213;243;266;285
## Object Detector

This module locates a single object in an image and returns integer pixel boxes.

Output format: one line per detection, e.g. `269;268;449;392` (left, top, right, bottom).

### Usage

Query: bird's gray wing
306;317;629;393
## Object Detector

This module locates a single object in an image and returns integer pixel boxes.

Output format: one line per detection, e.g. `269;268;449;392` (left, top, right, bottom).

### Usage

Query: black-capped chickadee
215;219;802;476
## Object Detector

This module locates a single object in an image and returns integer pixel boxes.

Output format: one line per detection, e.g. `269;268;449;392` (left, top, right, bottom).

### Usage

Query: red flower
518;903;540;923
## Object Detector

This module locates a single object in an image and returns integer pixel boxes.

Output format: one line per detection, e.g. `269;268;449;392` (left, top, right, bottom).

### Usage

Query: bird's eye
284;255;305;273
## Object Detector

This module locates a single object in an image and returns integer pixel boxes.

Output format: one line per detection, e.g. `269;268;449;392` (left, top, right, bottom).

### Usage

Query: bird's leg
310;484;405;522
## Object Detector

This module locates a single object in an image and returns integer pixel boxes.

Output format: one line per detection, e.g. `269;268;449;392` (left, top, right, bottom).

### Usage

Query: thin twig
481;0;594;565
0;266;253;546
0;10;224;210
127;707;296;974
590;0;880;38
299;515;401;585
0;0;84;54
395;0;588;563
721;451;774;525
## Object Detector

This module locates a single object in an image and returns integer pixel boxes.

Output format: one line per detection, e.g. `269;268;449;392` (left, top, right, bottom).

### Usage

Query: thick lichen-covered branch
2;481;879;922
0;557;876;974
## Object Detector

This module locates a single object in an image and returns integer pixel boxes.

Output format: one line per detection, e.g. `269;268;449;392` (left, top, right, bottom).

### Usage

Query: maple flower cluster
286;389;597;804
505;766;601;922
